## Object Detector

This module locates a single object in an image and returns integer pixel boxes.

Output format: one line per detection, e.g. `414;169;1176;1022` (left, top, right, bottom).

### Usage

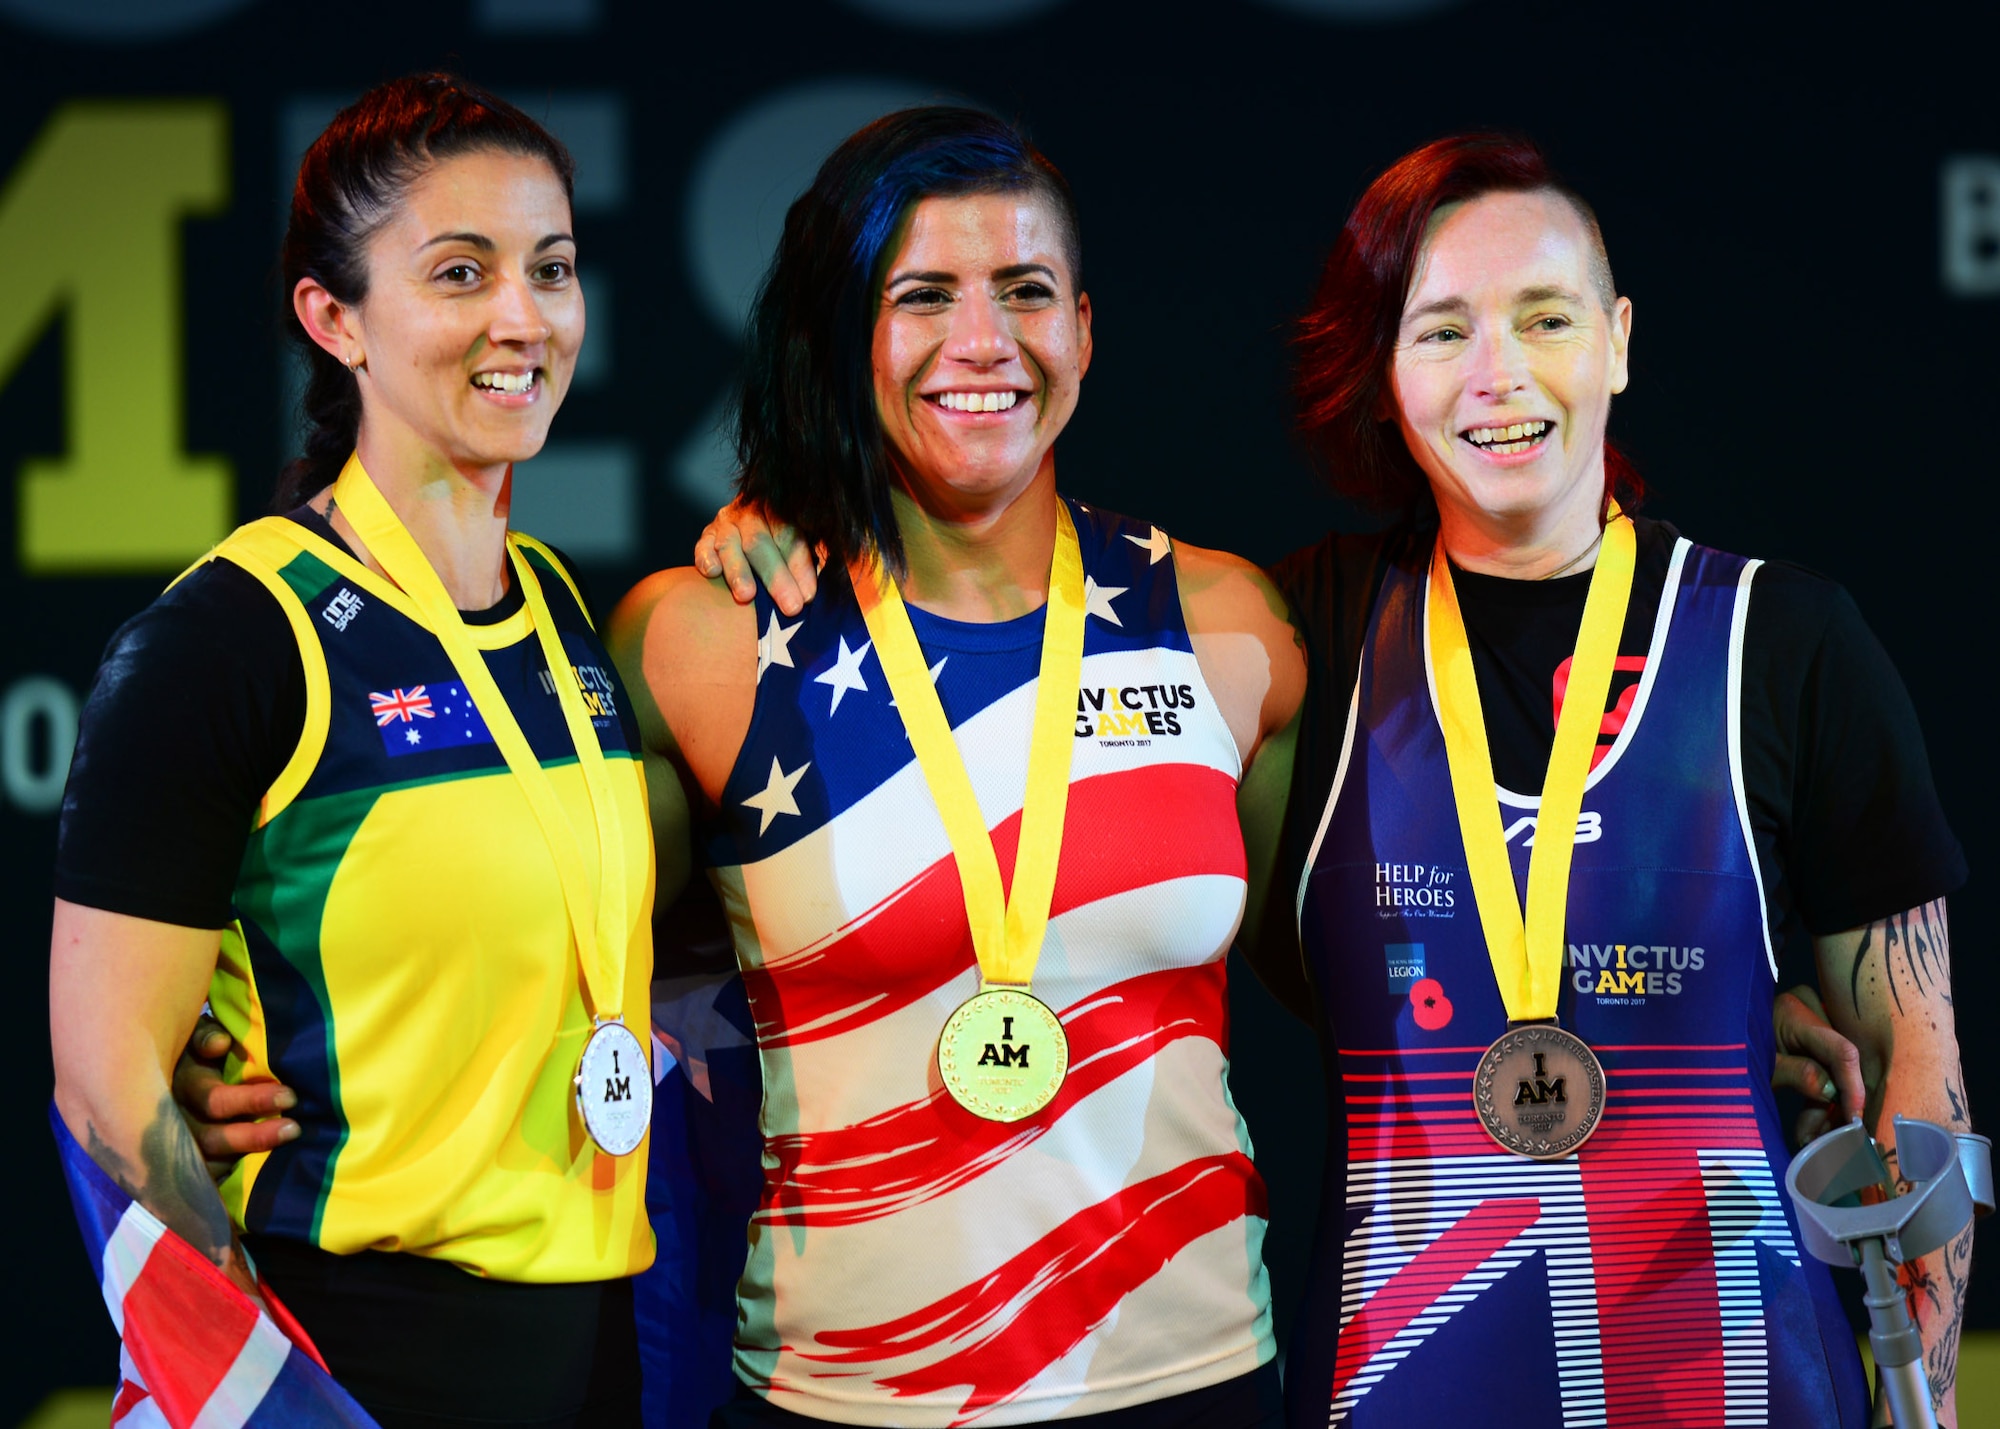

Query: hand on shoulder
606;567;760;803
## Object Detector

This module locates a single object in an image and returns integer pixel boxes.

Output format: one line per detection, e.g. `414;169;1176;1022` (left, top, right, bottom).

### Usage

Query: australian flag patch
369;682;493;757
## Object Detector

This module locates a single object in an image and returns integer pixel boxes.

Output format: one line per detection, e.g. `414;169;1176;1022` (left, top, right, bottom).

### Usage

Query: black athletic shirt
54;508;593;931
1244;515;1967;1024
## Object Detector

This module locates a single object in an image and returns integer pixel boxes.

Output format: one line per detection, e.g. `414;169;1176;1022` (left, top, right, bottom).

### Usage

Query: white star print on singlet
1084;576;1127;625
1123;527;1170;565
742;756;809;834
758;612;802;683
814;635;873;714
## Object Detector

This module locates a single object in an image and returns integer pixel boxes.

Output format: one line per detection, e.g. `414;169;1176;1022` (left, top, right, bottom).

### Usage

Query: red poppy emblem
1410;977;1454;1031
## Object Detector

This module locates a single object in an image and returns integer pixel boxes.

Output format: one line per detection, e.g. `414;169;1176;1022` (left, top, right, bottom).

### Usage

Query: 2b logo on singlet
1075;682;1197;743
1503;811;1603;846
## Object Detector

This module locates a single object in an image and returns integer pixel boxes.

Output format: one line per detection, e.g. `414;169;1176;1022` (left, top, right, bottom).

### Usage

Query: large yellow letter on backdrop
0;101;232;573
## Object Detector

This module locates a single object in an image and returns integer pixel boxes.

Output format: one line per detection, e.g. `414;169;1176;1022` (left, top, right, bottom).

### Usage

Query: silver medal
574;1019;651;1156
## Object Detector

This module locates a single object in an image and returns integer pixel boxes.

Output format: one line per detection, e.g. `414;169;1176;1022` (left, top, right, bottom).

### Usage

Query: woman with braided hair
52;74;655;1426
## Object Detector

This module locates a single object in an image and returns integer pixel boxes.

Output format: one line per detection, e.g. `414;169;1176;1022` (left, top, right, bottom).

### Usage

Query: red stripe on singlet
743;762;1243;1048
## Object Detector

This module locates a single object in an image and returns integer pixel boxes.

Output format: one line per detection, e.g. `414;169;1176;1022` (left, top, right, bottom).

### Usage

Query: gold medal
1429;507;1635;1159
857;503;1090;1123
1474;1022;1606;1160
936;986;1069;1122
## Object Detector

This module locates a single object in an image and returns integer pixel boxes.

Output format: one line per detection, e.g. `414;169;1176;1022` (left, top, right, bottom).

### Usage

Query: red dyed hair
1293;133;1643;518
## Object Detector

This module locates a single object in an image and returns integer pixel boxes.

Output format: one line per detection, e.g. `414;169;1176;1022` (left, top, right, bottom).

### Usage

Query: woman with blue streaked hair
610;105;1303;1426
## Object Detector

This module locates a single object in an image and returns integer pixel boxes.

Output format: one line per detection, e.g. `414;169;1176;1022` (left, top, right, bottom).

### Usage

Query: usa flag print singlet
701;499;1276;1425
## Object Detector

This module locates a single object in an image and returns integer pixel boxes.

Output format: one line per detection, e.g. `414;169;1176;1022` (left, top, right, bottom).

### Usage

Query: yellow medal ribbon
331;455;630;1024
855;500;1086;993
1428;503;1635;1023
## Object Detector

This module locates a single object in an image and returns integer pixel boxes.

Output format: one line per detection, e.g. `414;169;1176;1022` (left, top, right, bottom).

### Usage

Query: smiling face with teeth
300;148;582;484
871;192;1091;518
1389;189;1632;565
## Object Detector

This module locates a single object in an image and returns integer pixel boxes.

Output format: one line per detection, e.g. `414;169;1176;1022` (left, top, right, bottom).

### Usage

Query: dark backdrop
3;0;1994;1417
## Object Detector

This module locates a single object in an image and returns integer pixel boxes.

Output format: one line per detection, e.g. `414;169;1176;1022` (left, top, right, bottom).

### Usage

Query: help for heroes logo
1375;862;1457;918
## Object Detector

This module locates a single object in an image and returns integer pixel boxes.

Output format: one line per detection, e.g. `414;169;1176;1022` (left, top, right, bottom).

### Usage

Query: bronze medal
1429;518;1634;1165
1474;1022;1605;1160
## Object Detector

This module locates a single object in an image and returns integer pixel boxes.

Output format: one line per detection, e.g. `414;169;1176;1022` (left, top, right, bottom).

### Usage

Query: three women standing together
51;71;1967;1429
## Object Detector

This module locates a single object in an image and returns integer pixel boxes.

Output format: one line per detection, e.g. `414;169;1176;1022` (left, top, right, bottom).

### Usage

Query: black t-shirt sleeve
1742;565;1967;938
1242;527;1410;1026
54;560;306;929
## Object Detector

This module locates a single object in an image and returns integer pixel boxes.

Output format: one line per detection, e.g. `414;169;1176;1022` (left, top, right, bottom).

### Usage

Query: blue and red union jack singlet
1293;539;1870;1427
701;499;1276;1425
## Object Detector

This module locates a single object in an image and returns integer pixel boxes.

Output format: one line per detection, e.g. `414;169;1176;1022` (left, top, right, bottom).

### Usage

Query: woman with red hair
1271;133;1967;1428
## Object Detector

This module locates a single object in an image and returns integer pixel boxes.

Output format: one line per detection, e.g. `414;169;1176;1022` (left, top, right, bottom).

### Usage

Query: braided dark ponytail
273;72;574;510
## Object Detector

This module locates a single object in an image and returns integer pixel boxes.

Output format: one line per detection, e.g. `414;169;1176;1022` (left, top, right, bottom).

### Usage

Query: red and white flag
51;1106;379;1428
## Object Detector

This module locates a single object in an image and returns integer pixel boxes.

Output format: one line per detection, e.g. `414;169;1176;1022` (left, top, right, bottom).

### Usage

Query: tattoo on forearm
1890;901;1952;1010
85;1090;238;1271
1879;1129;1973;1410
1836;900;1969;1414
1895;1242;1942;1326
1848;899;1952;1021
1848;921;1873;1018
1917;1224;1975;1406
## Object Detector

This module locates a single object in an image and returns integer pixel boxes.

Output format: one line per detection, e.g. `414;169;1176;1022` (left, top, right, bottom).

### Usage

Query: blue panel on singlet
1290;541;1871;1429
277;546;638;801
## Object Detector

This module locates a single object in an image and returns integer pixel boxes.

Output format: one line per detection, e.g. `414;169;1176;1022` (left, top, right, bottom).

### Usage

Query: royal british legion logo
1384;943;1426;993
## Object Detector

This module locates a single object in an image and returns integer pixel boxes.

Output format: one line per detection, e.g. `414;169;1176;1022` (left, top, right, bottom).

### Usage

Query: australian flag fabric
51;1106;379;1429
369;680;494;758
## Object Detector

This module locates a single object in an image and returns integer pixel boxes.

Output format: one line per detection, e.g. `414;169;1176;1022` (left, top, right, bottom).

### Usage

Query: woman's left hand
173;1012;300;1180
1771;984;1865;1149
